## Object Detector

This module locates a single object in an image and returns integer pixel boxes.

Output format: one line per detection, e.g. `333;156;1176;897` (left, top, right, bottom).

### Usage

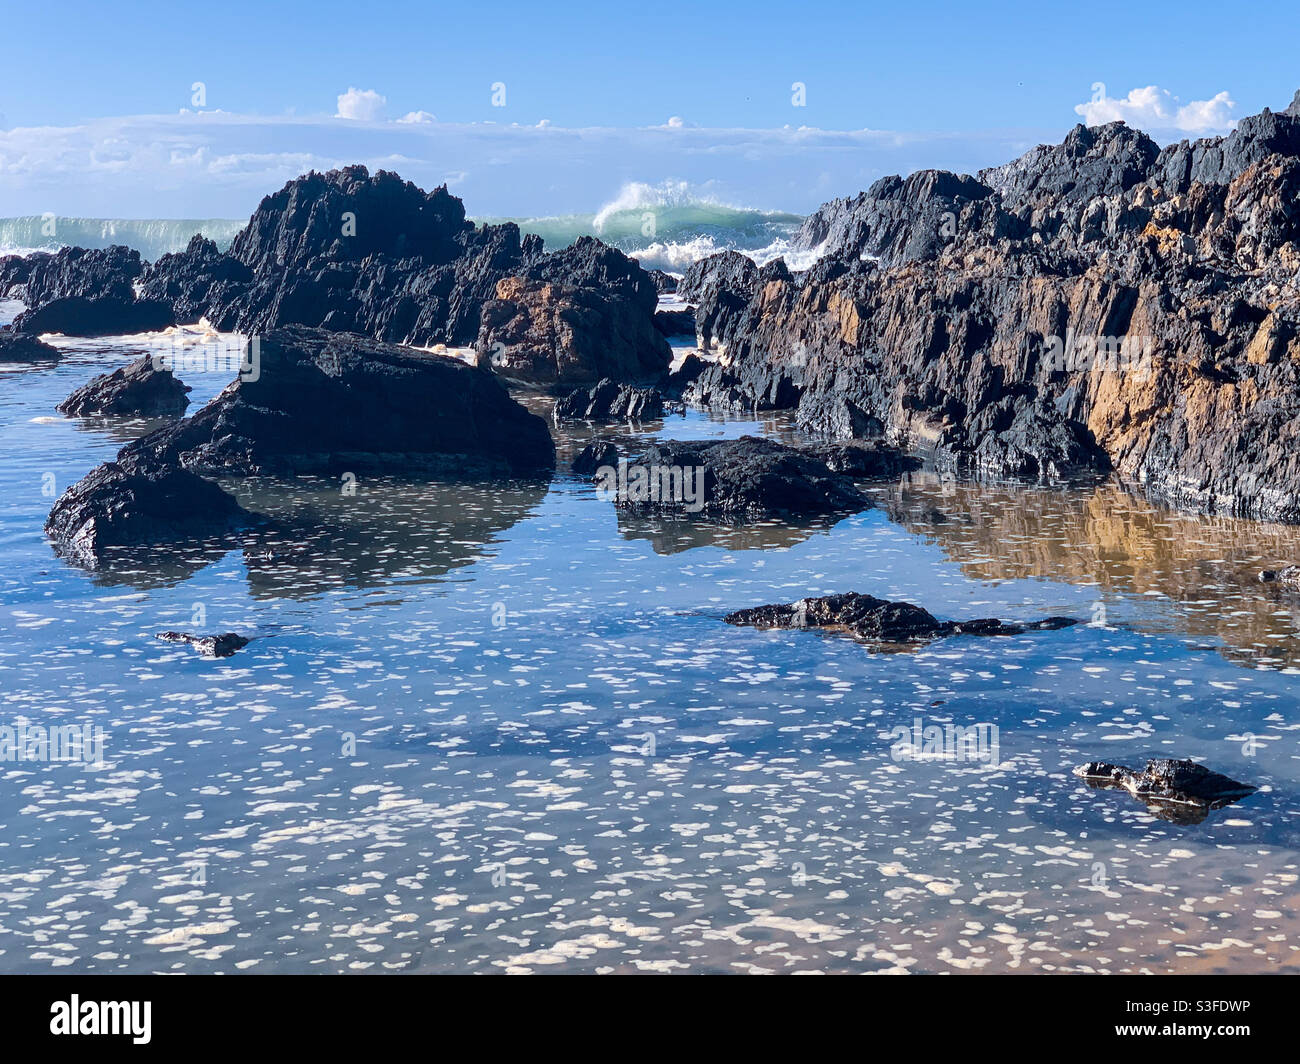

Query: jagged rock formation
57;355;190;417
1;168;666;381
2;246;176;336
676;94;1300;521
725;591;1077;644
553;379;665;421
475;237;670;382
119;326;555;478
1075;758;1255;823
0;332;60;361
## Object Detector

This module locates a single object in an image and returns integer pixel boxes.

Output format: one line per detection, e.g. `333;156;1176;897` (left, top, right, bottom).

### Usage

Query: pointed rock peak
1285;88;1300;117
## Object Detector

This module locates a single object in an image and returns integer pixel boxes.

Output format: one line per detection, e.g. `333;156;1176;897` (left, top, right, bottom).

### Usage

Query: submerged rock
57;355;191;417
602;436;871;521
121;326;555;478
45;462;253;569
155;631;250;658
0;332;60;362
1074;758;1256;824
725;591;1078;645
553;379;664;422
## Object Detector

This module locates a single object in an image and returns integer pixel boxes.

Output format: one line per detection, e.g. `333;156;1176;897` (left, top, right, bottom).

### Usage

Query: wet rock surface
1075;758;1256;823
553;379;665;422
120;325;555;478
154;631;251;658
0;332;61;362
725;591;1078;645
45;462;253;569
603;435;872;521
57;355;191;417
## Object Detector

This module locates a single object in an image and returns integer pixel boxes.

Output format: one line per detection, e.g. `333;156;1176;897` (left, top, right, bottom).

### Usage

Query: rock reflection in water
228;474;550;599
879;472;1300;668
614;511;834;555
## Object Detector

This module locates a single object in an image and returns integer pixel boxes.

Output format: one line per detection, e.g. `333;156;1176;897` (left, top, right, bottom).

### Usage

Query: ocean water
1;328;1298;974
0;183;815;272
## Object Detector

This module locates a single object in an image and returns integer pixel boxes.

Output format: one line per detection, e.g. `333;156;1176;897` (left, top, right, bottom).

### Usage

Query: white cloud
1074;85;1236;134
335;87;387;122
396;110;436;124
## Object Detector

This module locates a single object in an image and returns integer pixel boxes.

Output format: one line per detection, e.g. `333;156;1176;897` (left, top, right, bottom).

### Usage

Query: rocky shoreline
7;91;1300;579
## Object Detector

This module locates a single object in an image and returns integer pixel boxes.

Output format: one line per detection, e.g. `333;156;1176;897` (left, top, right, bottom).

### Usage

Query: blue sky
1;0;1296;218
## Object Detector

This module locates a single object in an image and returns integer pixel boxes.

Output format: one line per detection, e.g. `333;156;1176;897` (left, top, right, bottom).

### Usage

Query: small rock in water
725;591;1077;646
573;440;619;475
57;354;191;417
155;631;251;658
1259;565;1300;589
1074;758;1256;824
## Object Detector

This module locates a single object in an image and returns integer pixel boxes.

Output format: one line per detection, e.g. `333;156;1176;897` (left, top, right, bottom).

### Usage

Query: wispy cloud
0;110;1058;219
1074;85;1236;135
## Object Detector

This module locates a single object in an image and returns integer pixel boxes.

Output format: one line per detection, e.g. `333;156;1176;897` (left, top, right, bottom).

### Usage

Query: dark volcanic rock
14;295;176;337
725;591;1078;644
155;631;250;658
572;440;619;475
653;307;696;336
794;169;1004;267
672;91;1300;516
603;435;870;521
45;462;252;569
0;245;144;307
476;237;670;383
1075;758;1255;823
677;251;759;352
57;355;191;417
121;326;555;478
646;269;679;294
798;440;921;478
0;332;61;362
553;379;664;422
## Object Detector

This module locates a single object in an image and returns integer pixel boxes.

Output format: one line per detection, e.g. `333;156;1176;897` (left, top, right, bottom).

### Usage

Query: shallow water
0;332;1297;974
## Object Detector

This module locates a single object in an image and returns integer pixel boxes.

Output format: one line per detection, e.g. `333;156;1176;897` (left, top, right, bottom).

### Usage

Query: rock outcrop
45;462;253;569
553;379;665;421
0;332;60;362
2;246;177;336
725;591;1077;644
57;355;191;417
1074;758;1256;823
597;435;872;521
475;237;670;383
120;326;555;478
670;93;1300;520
